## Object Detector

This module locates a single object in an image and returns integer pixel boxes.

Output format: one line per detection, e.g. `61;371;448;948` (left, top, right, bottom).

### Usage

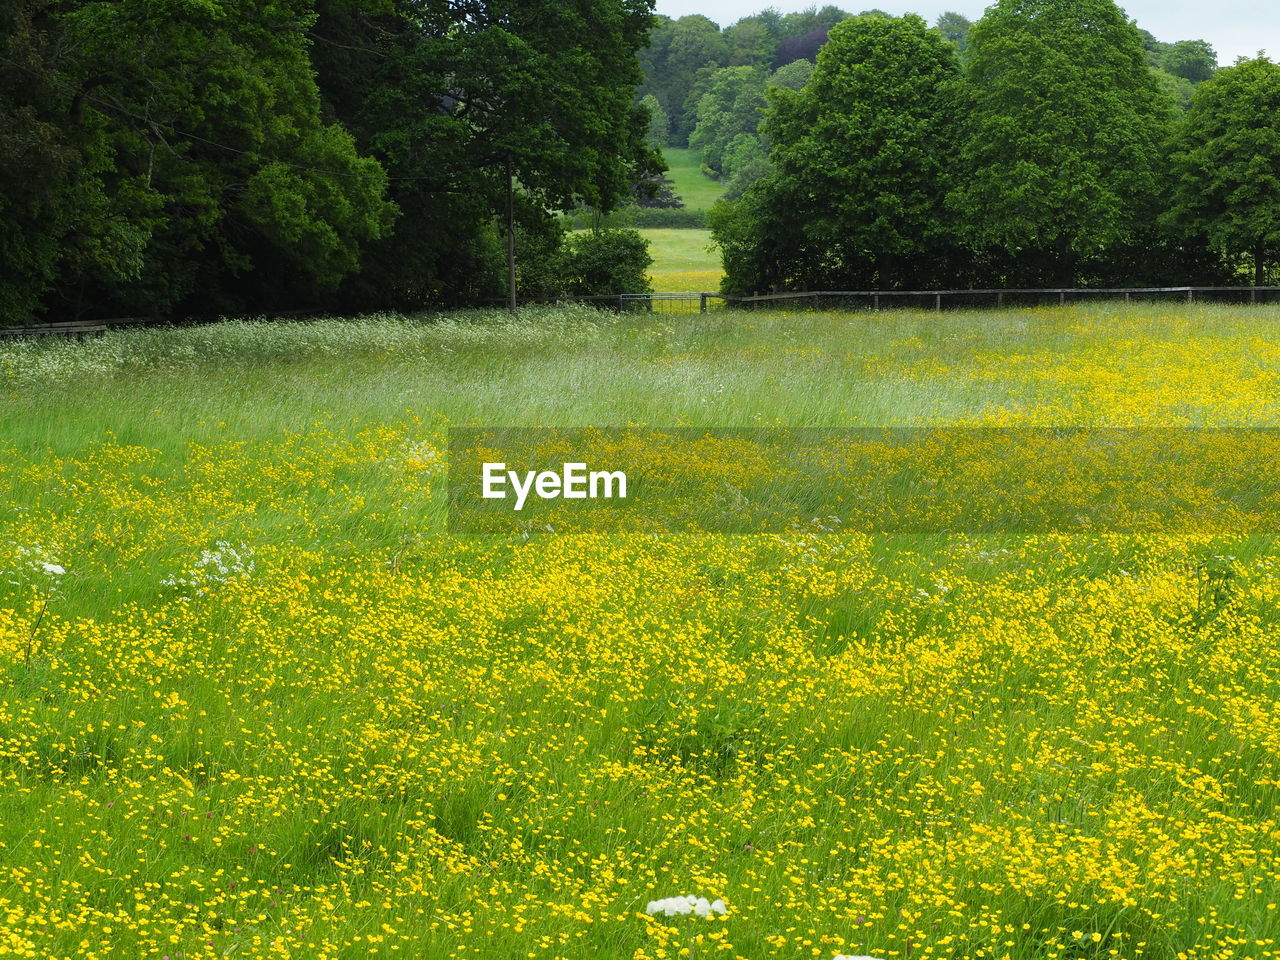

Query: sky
652;0;1275;67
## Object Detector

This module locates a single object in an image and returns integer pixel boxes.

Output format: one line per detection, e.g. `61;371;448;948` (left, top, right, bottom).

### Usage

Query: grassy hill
661;146;726;212
640;148;727;291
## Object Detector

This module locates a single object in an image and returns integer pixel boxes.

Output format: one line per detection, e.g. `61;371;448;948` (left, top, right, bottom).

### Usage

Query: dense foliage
711;1;1244;294
637;6;848;146
3;0;1266;315
713;15;962;293
0;0;657;324
952;0;1174;284
1168;58;1280;285
2;0;396;323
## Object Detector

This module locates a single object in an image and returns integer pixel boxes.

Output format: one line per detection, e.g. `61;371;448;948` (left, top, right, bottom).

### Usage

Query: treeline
640;5;1219;205
0;0;658;325
708;0;1279;293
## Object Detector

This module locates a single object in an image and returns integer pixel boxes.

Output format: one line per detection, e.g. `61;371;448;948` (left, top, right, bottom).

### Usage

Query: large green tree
1;0;396;323
688;66;767;178
950;0;1176;284
1161;39;1217;83
0;2;83;322
712;13;964;293
689;59;815;181
935;11;971;54
310;0;658;308
1168;57;1280;285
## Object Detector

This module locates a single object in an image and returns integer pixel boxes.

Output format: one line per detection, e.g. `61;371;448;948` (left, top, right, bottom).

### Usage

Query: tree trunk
506;156;517;312
1256;244;1266;288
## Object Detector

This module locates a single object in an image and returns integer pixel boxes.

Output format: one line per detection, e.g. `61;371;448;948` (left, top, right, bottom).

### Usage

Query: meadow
660;148;727;212
639;148;725;292
1;303;1279;960
638;228;723;292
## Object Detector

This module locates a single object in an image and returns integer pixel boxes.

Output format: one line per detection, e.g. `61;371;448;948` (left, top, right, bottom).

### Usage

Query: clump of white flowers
393;440;446;477
162;541;255;596
645;895;727;918
5;544;66;586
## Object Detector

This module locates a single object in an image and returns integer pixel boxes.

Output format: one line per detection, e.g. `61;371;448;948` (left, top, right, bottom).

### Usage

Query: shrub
558;229;653;296
628;207;709;229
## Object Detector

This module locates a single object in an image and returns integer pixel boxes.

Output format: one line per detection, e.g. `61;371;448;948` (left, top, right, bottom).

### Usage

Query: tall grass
1;303;1280;959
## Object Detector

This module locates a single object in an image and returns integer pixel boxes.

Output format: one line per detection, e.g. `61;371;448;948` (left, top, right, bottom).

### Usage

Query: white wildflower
3;543;66;587
162;541;255;595
645;895;727;918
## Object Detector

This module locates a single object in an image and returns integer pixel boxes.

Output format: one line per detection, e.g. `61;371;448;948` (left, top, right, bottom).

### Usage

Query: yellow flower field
0;304;1277;960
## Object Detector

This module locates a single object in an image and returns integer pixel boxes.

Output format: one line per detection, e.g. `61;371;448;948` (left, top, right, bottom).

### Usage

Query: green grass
643;148;727;288
2;304;1280;959
661;146;726;212
639;227;722;291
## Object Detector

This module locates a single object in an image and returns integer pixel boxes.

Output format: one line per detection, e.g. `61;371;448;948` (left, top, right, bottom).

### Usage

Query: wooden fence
8;286;1280;336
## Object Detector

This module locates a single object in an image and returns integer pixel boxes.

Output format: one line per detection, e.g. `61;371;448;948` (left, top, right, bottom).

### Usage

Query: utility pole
506;156;517;312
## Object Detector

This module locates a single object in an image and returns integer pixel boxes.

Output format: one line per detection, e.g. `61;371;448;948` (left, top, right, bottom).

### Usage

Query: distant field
662;147;726;212
640;227;722;291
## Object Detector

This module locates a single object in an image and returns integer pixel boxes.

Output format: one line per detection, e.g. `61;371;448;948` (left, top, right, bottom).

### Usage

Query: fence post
997;292;1004;308
1186;288;1193;304
1252;287;1258;304
1059;291;1065;306
873;293;880;311
1125;291;1131;303
935;292;941;311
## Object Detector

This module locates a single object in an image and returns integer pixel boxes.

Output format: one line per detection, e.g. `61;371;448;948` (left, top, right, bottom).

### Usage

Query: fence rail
0;308;325;340
8;286;1280;336
559;286;1280;314
725;286;1280;310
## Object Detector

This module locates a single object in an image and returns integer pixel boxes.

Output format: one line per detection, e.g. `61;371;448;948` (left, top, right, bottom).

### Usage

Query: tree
689;66;768;178
0;2;81;323
950;0;1176;285
1161;39;1217;83
778;5;849;41
688;58;814;182
768;58;815;91
2;0;396;323
313;0;659;309
637;15;726;144
640;93;669;147
557;228;653;295
723;16;777;67
774;26;830;68
935;12;971;53
712;13;965;293
1168;57;1280;285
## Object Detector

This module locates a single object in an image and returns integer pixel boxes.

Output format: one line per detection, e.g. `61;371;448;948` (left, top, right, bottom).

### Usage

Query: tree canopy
1;0;658;323
2;0;396;321
949;0;1176;283
1169;57;1280;285
712;13;963;292
711;1;1236;294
